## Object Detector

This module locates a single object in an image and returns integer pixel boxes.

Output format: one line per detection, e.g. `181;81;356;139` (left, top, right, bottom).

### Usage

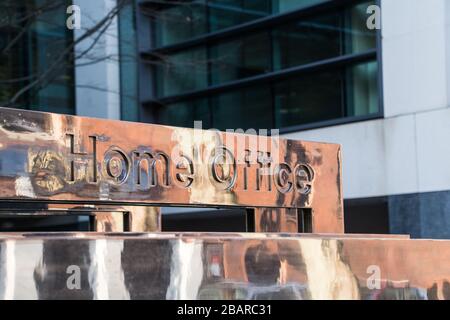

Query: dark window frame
138;0;384;132
0;0;76;115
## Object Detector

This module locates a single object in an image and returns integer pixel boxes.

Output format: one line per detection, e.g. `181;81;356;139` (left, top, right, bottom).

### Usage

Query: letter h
66;133;97;183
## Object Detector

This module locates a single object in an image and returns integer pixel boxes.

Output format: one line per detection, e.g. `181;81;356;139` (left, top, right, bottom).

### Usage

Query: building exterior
136;0;380;130
285;0;450;239
0;0;449;238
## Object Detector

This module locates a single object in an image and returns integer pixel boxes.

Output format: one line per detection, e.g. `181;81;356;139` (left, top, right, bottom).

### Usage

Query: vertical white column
73;0;121;120
381;0;449;117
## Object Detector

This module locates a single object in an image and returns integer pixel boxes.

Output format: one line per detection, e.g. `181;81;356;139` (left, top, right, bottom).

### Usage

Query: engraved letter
256;152;272;191
210;147;237;190
133;151;171;188
295;164;314;194
66;134;97;183
274;163;293;194
103;147;130;185
174;153;194;188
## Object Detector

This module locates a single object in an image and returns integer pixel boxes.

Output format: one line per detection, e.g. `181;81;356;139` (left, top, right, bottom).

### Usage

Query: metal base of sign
0;232;447;300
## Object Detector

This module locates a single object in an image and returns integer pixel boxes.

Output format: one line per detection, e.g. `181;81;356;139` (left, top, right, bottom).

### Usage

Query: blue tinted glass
209;0;272;31
154;0;207;47
119;2;139;121
272;0;326;13
17;0;75;114
274;70;343;127
210;32;271;85
159;99;210;128
211;85;272;131
345;61;379;117
155;48;208;97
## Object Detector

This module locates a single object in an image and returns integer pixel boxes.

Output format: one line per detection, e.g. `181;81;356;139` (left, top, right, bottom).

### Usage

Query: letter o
103;147;130;185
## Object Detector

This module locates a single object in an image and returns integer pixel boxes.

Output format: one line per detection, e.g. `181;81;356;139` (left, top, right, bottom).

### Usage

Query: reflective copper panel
3;107;446;301
0;232;448;300
0;107;343;233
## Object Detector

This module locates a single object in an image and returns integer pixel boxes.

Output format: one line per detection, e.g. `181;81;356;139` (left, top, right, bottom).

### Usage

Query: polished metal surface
0;107;343;233
0;203;161;232
1;107;445;301
0;232;447;300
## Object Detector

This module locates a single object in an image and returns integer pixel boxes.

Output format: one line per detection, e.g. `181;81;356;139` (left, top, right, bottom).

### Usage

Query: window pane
273;13;341;70
159;99;210;128
149;1;380;130
0;21;27;107
346;61;379;116
272;0;327;14
212;86;272;130
211;33;271;85
275;61;379;128
209;0;271;32
155;48;208;97
28;0;75;114
0;0;74;114
119;1;139;121
154;1;207;47
275;71;342;128
273;3;377;70
343;2;377;54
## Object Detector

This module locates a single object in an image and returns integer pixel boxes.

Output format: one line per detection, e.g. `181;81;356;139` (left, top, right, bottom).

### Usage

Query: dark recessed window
210;32;271;85
154;0;208;48
272;13;342;70
158;98;211;128
345;197;390;234
209;0;272;32
151;0;328;46
346;60;379;117
119;0;140;122
145;0;380;131
0;1;75;115
274;70;343;127
274;61;378;128
272;0;327;14
211;85;272;131
155;47;208;97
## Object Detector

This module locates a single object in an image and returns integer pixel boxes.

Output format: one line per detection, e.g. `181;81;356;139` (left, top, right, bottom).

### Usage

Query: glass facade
145;0;380;131
156;47;208;98
119;1;140;121
159;98;211;128
153;0;329;48
154;0;208;47
211;85;273;130
210;32;271;86
274;61;378;128
0;0;75;114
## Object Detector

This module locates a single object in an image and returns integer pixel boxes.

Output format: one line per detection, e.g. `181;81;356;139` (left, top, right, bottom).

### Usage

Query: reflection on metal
125;206;161;232
0;107;343;233
0;233;448;300
0;203;160;232
1;107;450;300
90;212;125;232
251;208;299;233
